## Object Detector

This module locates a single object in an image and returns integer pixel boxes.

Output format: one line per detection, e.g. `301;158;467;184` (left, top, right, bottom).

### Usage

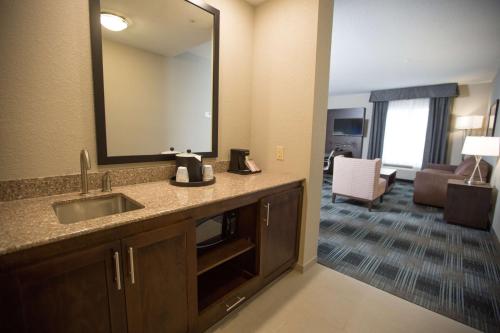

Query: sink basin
53;193;144;224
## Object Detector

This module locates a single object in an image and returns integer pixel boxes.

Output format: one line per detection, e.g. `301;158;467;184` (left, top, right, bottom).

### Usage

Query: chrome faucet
80;149;91;195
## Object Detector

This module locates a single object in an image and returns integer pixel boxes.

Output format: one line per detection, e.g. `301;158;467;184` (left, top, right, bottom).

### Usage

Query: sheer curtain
382;98;430;169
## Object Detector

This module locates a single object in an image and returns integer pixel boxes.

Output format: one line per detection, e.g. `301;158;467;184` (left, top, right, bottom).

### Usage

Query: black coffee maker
228;149;260;175
175;149;203;182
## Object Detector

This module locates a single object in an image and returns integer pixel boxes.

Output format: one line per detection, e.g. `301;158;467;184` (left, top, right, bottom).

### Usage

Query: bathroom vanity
0;172;303;333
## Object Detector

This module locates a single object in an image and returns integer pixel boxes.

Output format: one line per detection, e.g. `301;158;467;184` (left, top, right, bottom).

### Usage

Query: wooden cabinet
444;179;492;229
1;182;303;333
122;222;196;333
11;241;127;333
260;188;302;278
5;221;195;333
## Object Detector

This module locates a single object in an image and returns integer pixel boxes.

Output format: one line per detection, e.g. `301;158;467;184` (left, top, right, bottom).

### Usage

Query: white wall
250;0;333;268
0;0;254;180
328;93;372;159
487;70;500;237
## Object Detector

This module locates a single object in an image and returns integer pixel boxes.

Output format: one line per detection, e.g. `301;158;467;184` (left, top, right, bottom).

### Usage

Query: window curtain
382;98;430;169
422;97;452;167
367;83;457;162
367;101;389;159
369;83;459;102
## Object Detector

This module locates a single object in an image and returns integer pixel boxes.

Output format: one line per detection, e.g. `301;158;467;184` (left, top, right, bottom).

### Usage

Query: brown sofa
413;157;491;207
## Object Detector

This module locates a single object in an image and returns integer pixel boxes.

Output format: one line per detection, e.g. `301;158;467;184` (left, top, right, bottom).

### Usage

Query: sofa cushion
454;156;490;179
454;157;476;176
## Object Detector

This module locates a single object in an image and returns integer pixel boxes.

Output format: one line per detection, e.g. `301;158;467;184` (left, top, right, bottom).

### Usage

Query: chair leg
368;201;373;212
380;195;384;203
332;194;336;203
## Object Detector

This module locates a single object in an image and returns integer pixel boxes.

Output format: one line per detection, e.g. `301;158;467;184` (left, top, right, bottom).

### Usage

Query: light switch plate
276;145;284;161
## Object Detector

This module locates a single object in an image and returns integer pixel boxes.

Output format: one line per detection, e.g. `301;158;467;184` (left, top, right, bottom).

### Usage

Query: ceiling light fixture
100;13;128;32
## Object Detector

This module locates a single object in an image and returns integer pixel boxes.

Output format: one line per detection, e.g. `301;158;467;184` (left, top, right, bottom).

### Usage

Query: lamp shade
455;115;484;130
461;136;500;156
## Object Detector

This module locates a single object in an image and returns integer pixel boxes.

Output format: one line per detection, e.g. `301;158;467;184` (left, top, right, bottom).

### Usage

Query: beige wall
0;1;95;180
0;0;254;180
206;0;254;161
250;0;333;267
328;93;372;159
448;83;492;165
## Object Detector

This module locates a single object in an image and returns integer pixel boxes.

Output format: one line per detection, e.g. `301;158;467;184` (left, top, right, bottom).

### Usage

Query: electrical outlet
276;145;284;161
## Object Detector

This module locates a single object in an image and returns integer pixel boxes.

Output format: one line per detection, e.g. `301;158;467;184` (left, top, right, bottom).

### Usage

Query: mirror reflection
100;0;214;157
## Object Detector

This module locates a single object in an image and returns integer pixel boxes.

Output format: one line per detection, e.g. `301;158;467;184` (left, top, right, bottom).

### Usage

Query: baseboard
294;256;317;273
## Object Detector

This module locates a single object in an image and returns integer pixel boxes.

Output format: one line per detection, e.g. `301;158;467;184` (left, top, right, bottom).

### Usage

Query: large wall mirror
89;0;219;164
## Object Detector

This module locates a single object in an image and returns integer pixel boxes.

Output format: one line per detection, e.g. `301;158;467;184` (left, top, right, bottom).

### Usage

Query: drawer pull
113;251;122;290
225;296;246;312
128;247;136;285
265;203;271;227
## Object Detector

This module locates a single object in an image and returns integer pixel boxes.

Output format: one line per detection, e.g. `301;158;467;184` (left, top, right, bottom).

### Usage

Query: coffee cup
202;165;214;181
176;166;189;183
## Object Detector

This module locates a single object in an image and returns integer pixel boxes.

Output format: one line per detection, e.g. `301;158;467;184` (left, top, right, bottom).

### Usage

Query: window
382;98;430;169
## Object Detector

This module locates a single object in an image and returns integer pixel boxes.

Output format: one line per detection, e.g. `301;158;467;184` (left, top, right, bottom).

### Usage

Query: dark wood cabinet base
0;182;303;333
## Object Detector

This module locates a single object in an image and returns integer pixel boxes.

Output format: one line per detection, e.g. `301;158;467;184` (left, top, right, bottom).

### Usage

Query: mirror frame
89;0;219;165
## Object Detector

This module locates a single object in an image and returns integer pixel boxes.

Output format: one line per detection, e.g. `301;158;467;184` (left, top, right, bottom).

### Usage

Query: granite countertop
0;172;303;256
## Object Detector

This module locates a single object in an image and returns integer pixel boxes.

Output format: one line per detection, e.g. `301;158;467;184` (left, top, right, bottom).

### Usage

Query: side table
443;179;492;229
380;168;397;193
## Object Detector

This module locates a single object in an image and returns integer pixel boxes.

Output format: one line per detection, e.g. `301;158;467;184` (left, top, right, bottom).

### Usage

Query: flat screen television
333;118;364;136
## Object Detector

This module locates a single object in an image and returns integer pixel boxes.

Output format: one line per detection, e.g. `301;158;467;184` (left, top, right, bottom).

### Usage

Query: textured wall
250;0;333;267
0;1;95;180
0;0;254;180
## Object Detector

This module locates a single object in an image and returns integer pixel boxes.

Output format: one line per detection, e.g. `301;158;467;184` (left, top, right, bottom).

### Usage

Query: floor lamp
461;136;500;185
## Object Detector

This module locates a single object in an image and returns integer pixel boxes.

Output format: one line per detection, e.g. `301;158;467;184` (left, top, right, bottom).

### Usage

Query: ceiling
101;0;213;57
330;0;500;95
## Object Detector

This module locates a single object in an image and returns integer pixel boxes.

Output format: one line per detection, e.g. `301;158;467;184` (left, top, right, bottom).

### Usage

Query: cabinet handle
265;203;271;227
225;296;246;312
113;251;122;290
128;247;136;285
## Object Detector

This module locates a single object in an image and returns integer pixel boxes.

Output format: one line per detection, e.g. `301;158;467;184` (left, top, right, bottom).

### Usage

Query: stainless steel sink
53;193;144;224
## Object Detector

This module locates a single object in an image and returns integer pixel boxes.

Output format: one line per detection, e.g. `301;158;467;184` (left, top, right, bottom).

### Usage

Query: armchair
332;156;386;211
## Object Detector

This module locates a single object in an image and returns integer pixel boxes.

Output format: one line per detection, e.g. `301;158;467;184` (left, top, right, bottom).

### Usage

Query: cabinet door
260;188;302;278
122;220;196;333
13;241;127;333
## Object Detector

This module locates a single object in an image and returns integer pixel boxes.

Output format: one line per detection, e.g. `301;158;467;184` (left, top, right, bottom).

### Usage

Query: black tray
170;176;216;187
227;169;262;175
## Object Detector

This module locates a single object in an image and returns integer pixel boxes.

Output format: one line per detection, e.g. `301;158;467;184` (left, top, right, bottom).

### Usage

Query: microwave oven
196;210;238;249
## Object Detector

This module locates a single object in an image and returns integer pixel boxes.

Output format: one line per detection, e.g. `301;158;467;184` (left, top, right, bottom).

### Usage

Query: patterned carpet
318;175;500;332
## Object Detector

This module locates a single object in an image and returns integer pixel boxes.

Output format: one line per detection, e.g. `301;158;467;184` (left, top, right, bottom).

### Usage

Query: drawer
196;276;261;332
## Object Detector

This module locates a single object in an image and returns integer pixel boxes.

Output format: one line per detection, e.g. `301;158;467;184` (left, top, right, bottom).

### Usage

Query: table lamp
455;115;484;135
461;136;500;185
